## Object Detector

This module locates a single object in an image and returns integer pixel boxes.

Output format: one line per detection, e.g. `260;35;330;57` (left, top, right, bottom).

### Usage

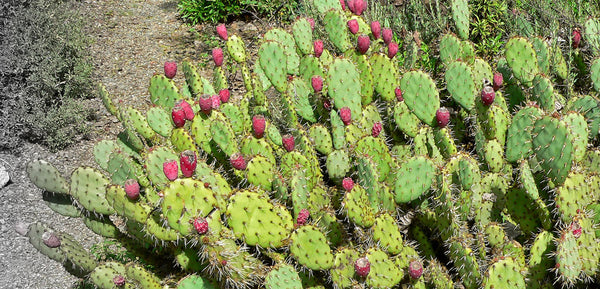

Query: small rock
15;222;28;236
0;164;9;188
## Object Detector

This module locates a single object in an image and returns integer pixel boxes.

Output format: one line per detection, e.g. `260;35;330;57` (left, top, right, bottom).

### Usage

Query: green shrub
178;0;299;24
0;0;95;152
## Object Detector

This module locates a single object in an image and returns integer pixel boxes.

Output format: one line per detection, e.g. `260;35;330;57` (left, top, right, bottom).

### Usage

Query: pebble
0;164;9;188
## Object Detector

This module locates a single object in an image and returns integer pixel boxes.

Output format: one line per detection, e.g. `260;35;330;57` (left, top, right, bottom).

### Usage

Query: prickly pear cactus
23;3;600;289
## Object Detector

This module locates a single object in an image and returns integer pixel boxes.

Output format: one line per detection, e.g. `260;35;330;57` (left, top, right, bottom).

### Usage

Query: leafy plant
178;0;299;24
0;0;95;152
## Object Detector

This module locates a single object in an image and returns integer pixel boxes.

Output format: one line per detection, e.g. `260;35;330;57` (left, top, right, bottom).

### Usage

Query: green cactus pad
149;74;179;109
289;77;316;122
446;60;477;110
531;74;555;111
563;112;589;163
89;262;129;289
532;116;573;185
327;58;362;118
226;190;293;248
82;214;120;238
292;18;313;55
290;225;334;270
505;37;539;85
265;264;302;289
326;149;351;181
439;33;463;65
528;230;555;288
146;106;172;138
394;156;436;203
27;160;69;195
355;136;393;182
144;146;178;188
400;70;440;126
210;117;238;156
370;53;398;102
366;248;404;288
226;35;247;63
342;185;376;227
70;167;114;215
125;263;162;289
259;41;288;93
531;36;550;74
372;213;403;255
393;101;421;137
324;10;351;53
181;61;203;97
585;17;600;55
98;84;119;118
330;247;359;288
451;0;469;39
506;105;543;162
162;178;218;236
106;185;151;224
264;28;300;75
482;258;526;289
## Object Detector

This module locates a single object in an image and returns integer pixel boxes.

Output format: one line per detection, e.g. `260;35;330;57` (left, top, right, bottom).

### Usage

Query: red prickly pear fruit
572;29;581;48
349;0;366;15
219;89;230;103
371;21;381;39
314;40;324;58
211;94;221;109
311;75;323;93
198;95;213;114
570;221;582;238
124;179;140;200
177;100;195;121
342;177;354;191
481;86;495;106
340;0;346;10
282;134;295;152
42;231;61;248
372;121;383;137
354;257;370;277
436;107;450;128
163;159;178;181
387;42;398;58
348;19;359;35
308;18;315;30
230;153;247;170
357;35;370;54
408;259;423;279
171;106;186;128
296;208;310;226
395;87;403;101
382;28;393;45
493;72;503;91
216;24;228;40
113;275;126;287
339;107;352;125
164;61;177;79
180;150;197;178
193;217;209;234
323;98;332;110
212;48;224;67
252;115;266;138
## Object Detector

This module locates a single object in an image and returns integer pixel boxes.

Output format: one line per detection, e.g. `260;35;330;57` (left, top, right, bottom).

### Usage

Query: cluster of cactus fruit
23;0;600;288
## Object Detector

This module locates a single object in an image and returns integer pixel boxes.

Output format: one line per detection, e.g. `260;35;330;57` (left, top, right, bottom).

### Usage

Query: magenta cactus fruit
219;89;230;103
570;221;582;238
572;29;582;48
180;150;197;178
171;105;186;128
323;98;332;111
164;61;177;79
282;134;295;152
371;21;381;39
230;153;247;170
339;107;352;125
314;40;324;58
308;18;315;30
342;177;354;191
387;42;398;58
198;95;213;114
193;217;209;234
348;19;359;35
408;259;424;279
357;35;370;54
177;100;195;121
296;208;310;226
372;121;383;137
252;115;266;138
436;107;450;128
311;75;323;93
340;0;346;10
354;257;370;277
493;72;503;91
216;24;228;41
113;275;126;287
124;179;140;200
42;231;61;248
481;86;495;106
211;94;221;109
395;87;403;101
212;48;224;67
163;159;178;181
382;28;393;45
348;0;366;15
